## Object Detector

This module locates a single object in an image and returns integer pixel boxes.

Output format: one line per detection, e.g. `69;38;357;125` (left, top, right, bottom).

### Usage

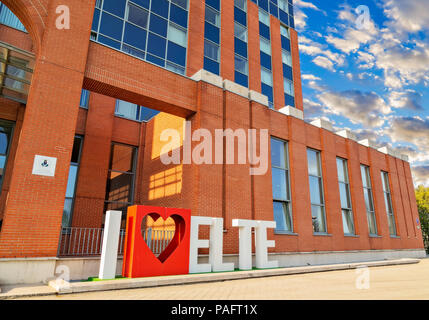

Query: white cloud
412;166;429;187
389;90;423;111
302;74;321;81
312;56;335;71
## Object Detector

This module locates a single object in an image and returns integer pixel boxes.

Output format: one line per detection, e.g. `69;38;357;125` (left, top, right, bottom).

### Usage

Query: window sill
313;233;332;237
369;234;382;238
390;235;401;239
344;234;360;238
274;231;298;236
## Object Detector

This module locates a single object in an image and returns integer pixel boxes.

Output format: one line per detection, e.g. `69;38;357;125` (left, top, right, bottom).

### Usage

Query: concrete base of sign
0;249;426;285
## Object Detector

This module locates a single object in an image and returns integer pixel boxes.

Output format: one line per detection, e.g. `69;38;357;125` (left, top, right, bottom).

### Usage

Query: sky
293;0;429;187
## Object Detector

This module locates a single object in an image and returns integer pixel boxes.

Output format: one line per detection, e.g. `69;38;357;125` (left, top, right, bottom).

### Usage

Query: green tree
416;185;429;254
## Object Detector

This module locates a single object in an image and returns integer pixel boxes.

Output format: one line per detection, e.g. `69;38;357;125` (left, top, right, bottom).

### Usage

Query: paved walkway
18;258;429;300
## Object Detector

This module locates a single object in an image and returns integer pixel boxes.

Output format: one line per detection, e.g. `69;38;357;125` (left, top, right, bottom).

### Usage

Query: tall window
280;24;294;107
259;8;274;108
381;171;397;236
104;143;137;227
361;165;377;235
271;137;293;232
308;149;327;233
79;89;90;108
337;158;355;235
204;0;221;75
0;119;14;194
62;136;84;227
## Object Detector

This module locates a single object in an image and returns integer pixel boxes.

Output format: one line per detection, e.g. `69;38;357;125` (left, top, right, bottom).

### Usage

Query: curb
0;258;420;299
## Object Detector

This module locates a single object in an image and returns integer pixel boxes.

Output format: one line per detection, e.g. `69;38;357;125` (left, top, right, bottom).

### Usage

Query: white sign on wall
32;155;57;177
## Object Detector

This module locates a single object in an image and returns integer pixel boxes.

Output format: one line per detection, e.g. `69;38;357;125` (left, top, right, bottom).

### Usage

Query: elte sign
99;206;278;280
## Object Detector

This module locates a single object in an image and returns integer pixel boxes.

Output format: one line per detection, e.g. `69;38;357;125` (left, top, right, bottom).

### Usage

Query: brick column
186;0;205;77
0;0;96;257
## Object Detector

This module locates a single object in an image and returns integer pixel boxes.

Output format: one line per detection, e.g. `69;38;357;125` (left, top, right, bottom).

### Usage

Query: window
271;137;293;232
205;6;220;27
235;54;248;75
204;40;220;62
280;24;290;38
259;9;270;26
282;50;292;66
167;23;187;47
0;120;14;194
337;158;355;235
62;136;83;228
278;0;289;13
284;78;294;96
361;165;377;235
261;68;272;86
234;0;247;11
234;22;248;42
104;143;138;228
115;99;159;122
308;149;327;233
260;37;271;55
381;171;397;236
92;0;188;75
79;89;90;108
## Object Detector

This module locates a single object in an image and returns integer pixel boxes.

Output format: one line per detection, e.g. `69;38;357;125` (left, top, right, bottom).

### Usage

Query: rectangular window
62;136;83;228
204;39;220;62
381;171;397;236
271;137;293;233
284;78;294;96
205;6;220;26
361;165;377;235
234;0;247;11
282;50;292;66
260;37;271;55
308;149;327;233
104;143;137;228
259;9;270;26
337;158;355;235
234;22;248;42
278;0;289;13
261;68;273;86
280;24;290;39
167;23;187;47
79;89;90;108
235;54;248;75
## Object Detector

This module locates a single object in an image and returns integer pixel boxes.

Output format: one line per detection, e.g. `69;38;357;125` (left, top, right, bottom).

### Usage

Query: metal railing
58;227;175;257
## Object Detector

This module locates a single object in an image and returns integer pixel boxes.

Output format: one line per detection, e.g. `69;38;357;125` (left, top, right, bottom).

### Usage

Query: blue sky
294;0;429;187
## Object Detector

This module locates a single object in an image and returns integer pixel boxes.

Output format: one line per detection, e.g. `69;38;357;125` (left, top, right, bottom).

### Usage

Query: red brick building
0;0;424;284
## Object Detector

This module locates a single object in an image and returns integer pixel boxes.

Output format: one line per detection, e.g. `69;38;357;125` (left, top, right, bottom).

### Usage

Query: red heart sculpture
122;205;191;278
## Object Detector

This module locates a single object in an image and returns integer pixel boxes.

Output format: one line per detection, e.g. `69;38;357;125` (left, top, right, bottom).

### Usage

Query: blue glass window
283;64;293;80
205;21;220;44
170;4;188;28
206;0;220;11
285;94;295;107
269;2;278;18
151;0;169;18
260;52;272;70
147;32;166;58
98;35;121;49
167;42;186;66
281;36;291;51
234;7;247;26
235;71;248;88
132;0;150;9
103;0;126;17
235;38;248;58
204;57;220;75
146;53;165;67
279;9;289;26
99;13;124;40
123;23;147;51
92;9;100;32
259;23;271;40
149;14;168;37
259;0;269;11
261;83;273;103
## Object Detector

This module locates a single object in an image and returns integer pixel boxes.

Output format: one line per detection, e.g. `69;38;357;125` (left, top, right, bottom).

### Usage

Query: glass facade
204;0;221;75
259;9;274;108
361;165;377;235
381;171;397;236
0;3;26;32
62;136;84;227
308;149;327;233
337;158;355;235
91;0;189;75
271;137;292;233
234;0;248;87
250;0;294;28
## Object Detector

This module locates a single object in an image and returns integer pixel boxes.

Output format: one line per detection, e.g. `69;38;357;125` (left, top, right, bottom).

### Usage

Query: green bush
416;185;429;254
